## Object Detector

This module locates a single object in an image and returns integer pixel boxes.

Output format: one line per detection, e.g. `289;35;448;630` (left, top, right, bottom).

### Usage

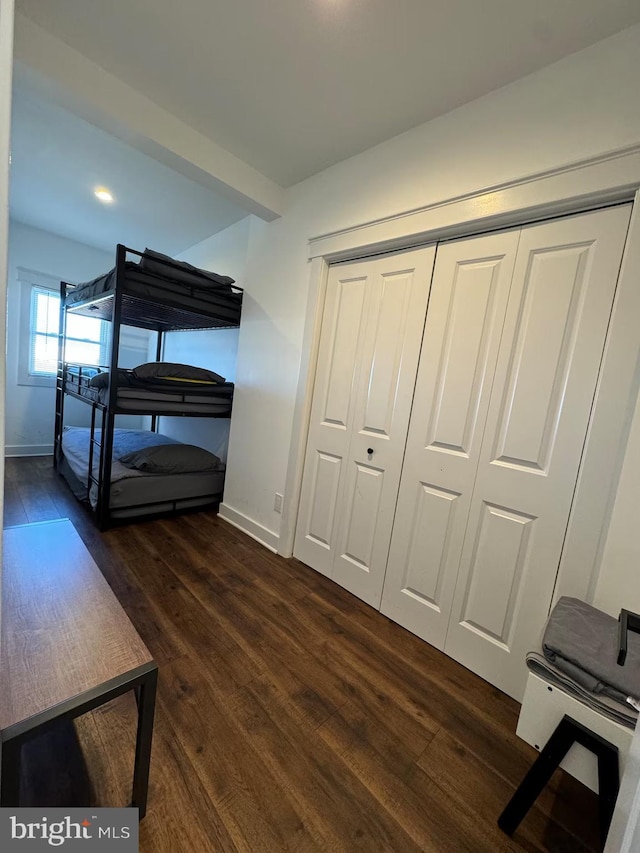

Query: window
18;270;109;387
29;286;61;377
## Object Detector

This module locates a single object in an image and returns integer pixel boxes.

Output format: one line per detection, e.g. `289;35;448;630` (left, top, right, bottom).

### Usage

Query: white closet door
380;231;520;646
295;247;436;607
294;258;370;577
444;204;631;700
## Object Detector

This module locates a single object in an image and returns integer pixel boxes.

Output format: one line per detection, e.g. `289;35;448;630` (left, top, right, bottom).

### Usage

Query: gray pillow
119;443;224;474
89;369;131;388
140;248;235;288
132;362;225;384
89;372;108;388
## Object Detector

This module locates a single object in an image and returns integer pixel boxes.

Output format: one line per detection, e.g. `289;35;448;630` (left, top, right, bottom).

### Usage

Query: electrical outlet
274;492;283;513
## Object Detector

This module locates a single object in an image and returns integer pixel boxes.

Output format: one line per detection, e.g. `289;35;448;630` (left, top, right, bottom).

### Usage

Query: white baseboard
218;503;279;553
5;444;54;457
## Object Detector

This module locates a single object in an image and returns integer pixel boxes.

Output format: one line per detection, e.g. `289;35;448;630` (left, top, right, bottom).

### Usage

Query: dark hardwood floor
3;456;600;852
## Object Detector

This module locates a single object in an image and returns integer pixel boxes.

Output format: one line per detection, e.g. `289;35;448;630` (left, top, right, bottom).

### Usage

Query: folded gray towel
526;652;637;729
543;596;640;704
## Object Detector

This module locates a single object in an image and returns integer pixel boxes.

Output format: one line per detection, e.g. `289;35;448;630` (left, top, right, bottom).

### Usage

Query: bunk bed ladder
150;327;164;434
87;402;105;501
96;245;126;530
53;282;68;470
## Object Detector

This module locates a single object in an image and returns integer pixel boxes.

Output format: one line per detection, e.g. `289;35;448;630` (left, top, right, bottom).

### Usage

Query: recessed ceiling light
94;187;114;203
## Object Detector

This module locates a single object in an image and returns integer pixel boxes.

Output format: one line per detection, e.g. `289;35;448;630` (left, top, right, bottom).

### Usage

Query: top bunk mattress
64;248;243;331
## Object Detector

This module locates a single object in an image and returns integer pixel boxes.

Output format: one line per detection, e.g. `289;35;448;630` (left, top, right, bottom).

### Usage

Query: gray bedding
526;652;637;728
64;369;234;415
60;427;225;515
64;258;242;321
543;596;640;703
525;596;640;729
139;248;235;288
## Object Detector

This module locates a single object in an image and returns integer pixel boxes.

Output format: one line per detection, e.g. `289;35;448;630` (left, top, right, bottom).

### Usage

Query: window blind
29;285;109;377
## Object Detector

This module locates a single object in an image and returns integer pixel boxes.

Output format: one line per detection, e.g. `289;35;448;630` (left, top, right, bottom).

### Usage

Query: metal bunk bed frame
54;244;243;530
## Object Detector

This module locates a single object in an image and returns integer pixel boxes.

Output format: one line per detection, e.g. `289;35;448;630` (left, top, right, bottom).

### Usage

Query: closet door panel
425;259;506;455
358;269;414;436
322;278;367;428
304;451;343;550
445;204;632;700
401;482;461;605
380;231;520;645
294;265;369;576
339;462;384;571
332;247;436;608
457;501;535;645
492;245;595;472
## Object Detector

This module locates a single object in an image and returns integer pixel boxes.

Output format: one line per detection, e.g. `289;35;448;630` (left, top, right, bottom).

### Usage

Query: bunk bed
54;244;243;529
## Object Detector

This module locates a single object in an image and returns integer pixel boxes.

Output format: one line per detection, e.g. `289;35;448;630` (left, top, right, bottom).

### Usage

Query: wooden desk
0;519;157;817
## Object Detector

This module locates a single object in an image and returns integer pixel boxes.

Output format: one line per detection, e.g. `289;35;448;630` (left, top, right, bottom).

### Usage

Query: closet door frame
281;146;640;618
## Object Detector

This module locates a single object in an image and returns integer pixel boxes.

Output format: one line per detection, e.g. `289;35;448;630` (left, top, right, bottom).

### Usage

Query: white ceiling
16;0;640;187
9;73;249;254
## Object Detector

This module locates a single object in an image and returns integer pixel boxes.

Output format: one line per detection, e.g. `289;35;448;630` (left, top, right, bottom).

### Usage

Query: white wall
594;387;640;616
0;0;15;806
5;221;149;454
158;216;250;460
221;21;640;583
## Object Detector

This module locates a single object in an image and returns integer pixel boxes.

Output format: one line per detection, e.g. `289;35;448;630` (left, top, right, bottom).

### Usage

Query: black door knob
367;448;374;455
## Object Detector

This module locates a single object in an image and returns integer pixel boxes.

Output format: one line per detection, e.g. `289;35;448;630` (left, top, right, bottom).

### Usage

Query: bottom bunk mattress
60;426;225;519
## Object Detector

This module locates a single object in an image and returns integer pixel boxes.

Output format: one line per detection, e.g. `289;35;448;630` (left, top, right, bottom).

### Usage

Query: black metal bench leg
0;738;22;807
498;716;576;835
498;715;619;852
597;738;620;849
131;666;158;820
